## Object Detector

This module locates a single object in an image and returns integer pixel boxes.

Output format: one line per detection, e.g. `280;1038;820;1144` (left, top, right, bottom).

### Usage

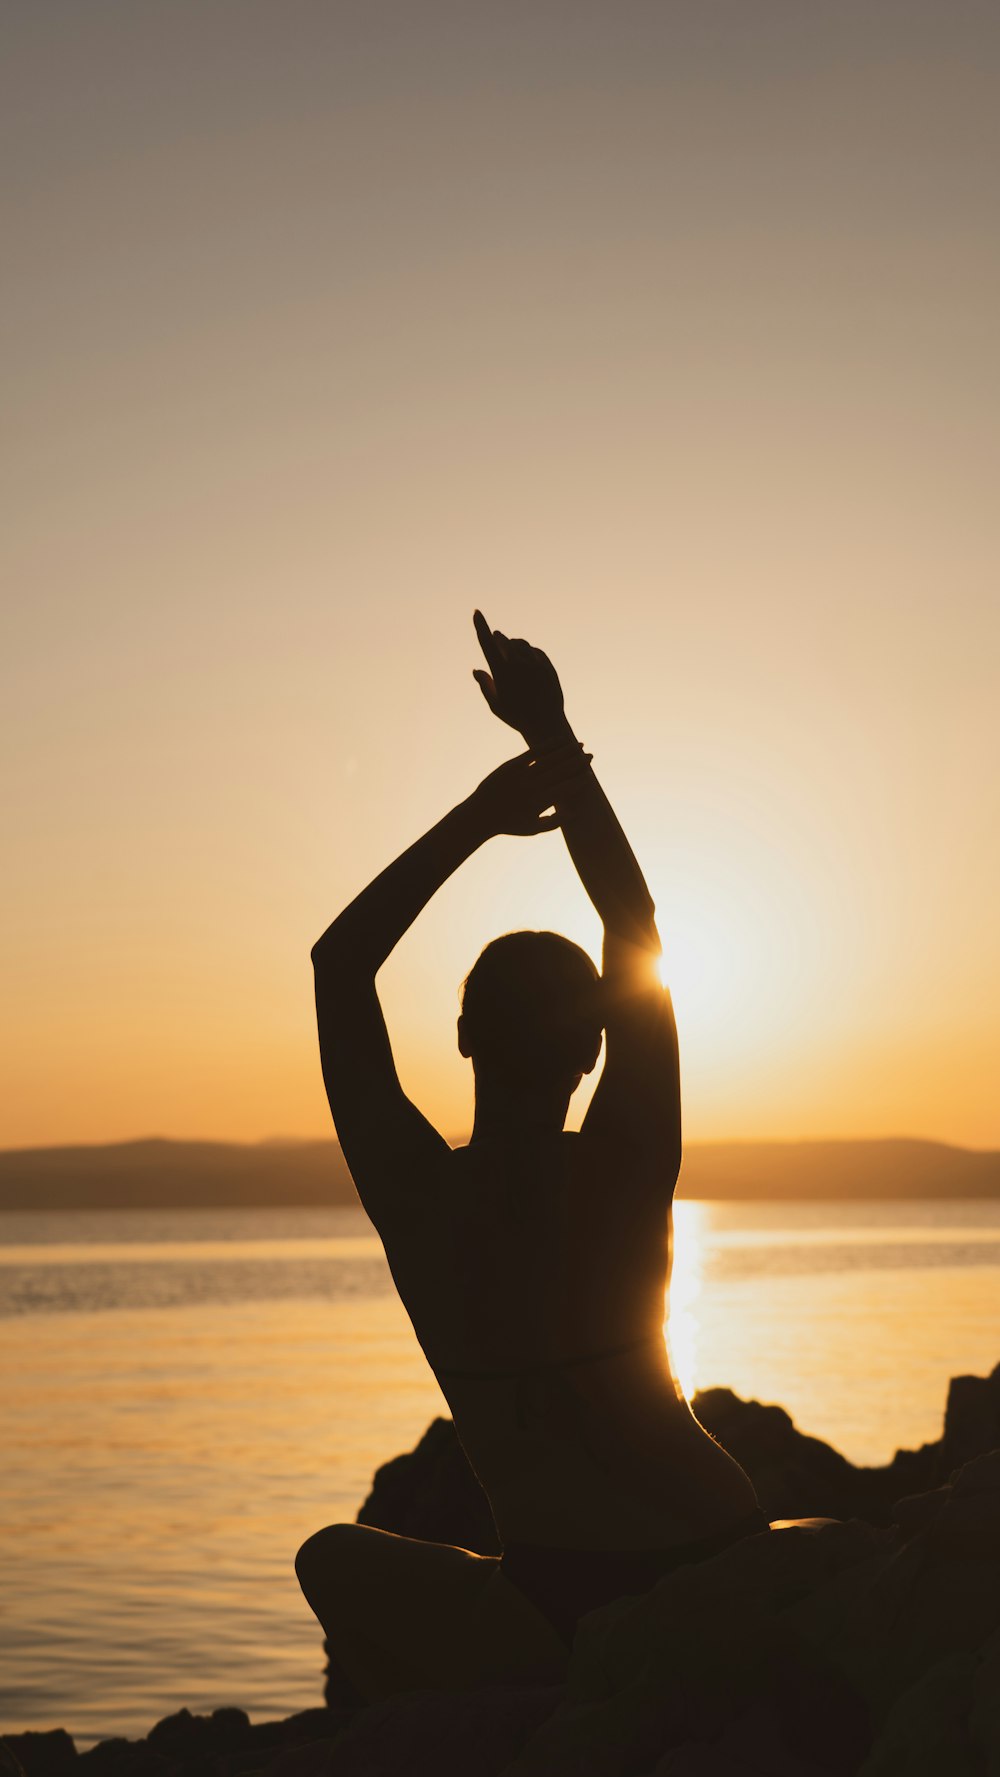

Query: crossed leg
295;1523;570;1702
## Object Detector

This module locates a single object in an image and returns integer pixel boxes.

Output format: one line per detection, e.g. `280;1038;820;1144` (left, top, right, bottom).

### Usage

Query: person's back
297;614;763;1694
371;1124;756;1547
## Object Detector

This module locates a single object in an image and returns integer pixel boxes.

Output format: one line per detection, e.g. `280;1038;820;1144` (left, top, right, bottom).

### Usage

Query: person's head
457;930;603;1097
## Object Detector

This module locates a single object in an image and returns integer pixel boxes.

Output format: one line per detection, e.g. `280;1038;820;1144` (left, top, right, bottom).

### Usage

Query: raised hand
472;611;568;747
470;746;590;838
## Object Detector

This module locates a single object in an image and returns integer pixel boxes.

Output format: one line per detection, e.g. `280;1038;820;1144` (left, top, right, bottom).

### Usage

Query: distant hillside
676;1138;1000;1201
0;1135;997;1210
0;1138;357;1210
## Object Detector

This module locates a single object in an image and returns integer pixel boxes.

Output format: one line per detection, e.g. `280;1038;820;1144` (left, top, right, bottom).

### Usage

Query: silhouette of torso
365;1129;758;1548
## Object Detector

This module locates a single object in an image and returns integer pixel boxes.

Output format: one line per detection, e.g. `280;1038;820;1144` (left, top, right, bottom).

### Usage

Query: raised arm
312;749;579;1215
473;612;680;1179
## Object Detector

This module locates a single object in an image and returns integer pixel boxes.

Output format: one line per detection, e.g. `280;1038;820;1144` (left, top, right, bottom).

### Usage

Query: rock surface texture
4;1362;1000;1777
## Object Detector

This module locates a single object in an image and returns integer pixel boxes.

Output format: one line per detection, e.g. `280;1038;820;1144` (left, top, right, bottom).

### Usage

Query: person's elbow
311;922;352;973
311;932;333;970
311;920;373;981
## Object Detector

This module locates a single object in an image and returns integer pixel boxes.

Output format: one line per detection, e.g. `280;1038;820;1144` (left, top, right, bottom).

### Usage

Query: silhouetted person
296;614;765;1697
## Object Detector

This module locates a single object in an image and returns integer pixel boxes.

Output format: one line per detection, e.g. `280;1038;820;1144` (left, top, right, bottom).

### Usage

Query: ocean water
2;1198;999;1744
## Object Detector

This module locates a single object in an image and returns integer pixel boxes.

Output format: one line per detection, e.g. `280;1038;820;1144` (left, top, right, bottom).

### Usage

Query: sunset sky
4;2;998;1150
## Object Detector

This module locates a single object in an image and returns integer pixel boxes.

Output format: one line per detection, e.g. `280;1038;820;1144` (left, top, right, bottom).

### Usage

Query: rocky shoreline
5;1363;1000;1777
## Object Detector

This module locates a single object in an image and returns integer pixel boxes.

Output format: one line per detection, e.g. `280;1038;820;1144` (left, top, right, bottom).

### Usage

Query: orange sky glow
3;3;998;1150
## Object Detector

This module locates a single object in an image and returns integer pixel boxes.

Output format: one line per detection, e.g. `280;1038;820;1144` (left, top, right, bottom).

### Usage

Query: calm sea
2;1199;999;1744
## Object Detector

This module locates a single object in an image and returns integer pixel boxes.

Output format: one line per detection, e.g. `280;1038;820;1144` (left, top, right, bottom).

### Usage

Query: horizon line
2;1131;998;1158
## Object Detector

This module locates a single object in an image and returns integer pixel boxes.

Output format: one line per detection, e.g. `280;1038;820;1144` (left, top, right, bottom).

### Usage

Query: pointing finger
473;610;501;671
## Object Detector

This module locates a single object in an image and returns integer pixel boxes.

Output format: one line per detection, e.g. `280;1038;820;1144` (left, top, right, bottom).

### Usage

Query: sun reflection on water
665;1200;706;1402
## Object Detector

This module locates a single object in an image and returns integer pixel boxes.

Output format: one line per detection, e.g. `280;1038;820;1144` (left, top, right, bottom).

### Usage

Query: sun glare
665;1201;706;1403
637;799;843;1116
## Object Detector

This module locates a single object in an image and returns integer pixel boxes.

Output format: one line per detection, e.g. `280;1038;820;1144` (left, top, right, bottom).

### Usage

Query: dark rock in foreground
5;1363;1000;1777
694;1358;1000;1522
357;1414;501;1554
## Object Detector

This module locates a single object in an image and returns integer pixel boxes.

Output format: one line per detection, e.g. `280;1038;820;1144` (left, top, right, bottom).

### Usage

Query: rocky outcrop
0;1710;352;1777
356;1414;501;1554
504;1450;1000;1773
5;1363;1000;1777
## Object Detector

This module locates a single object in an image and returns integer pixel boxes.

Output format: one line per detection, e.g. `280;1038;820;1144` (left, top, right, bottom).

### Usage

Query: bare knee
296;1522;363;1614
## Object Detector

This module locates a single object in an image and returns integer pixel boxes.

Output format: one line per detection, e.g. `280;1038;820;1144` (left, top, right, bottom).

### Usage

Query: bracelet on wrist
532;733;586;757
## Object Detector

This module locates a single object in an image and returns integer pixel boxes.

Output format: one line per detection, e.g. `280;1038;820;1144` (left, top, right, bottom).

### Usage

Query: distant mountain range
0;1135;997;1210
